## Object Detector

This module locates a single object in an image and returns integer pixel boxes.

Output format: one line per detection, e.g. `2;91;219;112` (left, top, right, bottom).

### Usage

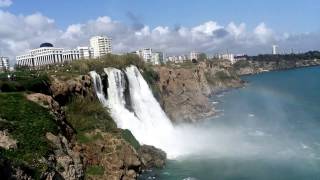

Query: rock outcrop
26;93;75;141
0;130;17;150
26;93;84;180
44;132;84;180
138;145;166;169
50;75;93;106
155;60;243;123
79;130;141;180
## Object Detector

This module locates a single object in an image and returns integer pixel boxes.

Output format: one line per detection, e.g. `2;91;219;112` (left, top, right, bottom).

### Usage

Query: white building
190;51;200;61
151;52;165;65
135;48;153;63
90;36;112;58
166;55;188;63
218;53;235;64
77;46;93;59
16;43;80;68
0;57;9;72
272;45;278;55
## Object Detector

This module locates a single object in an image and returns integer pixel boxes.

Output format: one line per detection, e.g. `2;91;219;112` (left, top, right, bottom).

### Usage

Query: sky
0;0;319;60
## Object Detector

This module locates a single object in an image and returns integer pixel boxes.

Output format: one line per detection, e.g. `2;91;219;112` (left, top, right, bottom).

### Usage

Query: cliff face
234;59;320;75
0;74;166;180
155;60;243;123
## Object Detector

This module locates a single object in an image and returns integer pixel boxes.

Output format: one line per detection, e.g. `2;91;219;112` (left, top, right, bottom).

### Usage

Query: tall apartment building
90;36;112;58
272;45;278;55
16;43;80;68
0;57;9;72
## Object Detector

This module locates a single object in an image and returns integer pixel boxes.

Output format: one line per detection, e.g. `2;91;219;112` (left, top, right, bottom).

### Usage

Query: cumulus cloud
0;0;12;7
0;10;319;64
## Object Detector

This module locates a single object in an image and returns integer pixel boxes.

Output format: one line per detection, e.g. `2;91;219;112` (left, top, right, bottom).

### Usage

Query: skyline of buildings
15;35;113;68
0;34;312;70
135;48;165;65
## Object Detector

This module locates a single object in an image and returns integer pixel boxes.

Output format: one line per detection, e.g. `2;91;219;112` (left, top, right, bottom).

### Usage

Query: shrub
86;165;104;176
65;96;116;133
121;129;140;151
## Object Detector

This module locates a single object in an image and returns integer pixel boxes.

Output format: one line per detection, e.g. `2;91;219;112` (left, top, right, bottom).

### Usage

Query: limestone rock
155;60;243;123
80;129;142;180
138;145;166;169
26;93;74;141
50;75;93;106
45;132;84;180
0;130;17;150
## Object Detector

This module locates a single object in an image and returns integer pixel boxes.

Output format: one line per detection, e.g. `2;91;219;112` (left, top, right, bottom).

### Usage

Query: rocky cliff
0;74;166;180
155;60;244;123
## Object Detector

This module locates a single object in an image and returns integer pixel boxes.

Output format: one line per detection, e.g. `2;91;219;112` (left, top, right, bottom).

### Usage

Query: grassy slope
0;93;58;174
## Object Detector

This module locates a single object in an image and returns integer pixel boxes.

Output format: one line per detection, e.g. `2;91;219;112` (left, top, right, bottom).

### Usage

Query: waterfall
90;67;180;157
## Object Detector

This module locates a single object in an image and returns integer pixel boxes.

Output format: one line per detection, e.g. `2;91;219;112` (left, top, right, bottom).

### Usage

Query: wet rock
139;145;166;169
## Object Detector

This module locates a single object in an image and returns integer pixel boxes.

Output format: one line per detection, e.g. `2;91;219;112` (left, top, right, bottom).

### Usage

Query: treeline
249;51;320;61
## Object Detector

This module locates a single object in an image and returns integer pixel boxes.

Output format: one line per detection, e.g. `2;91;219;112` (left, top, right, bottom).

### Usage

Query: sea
139;66;320;180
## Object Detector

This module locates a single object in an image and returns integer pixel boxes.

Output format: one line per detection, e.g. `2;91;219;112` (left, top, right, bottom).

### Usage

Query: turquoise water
140;66;320;180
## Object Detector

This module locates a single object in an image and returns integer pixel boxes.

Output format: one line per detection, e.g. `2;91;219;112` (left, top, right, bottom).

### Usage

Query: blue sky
8;0;319;32
0;0;319;58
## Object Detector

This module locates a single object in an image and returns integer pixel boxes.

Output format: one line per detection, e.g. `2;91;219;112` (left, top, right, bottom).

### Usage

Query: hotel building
16;43;80;68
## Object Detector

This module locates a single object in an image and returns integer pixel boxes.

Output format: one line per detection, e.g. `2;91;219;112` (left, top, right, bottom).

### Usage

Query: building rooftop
40;42;54;48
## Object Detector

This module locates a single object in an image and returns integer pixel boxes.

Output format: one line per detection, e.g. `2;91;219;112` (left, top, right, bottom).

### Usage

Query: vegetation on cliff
0;93;59;176
0;72;51;94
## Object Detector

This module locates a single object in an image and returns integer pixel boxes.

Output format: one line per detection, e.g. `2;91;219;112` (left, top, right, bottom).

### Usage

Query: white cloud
0;10;319;64
227;22;246;39
254;22;274;44
0;0;12;7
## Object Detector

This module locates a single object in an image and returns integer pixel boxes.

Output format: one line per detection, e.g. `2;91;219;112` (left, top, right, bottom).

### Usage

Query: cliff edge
155;60;243;123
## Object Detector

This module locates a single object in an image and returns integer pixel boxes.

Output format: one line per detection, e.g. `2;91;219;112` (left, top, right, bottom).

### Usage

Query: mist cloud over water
170;71;320;163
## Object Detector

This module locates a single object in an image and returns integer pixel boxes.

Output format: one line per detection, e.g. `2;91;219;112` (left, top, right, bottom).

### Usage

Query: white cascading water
90;66;182;157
